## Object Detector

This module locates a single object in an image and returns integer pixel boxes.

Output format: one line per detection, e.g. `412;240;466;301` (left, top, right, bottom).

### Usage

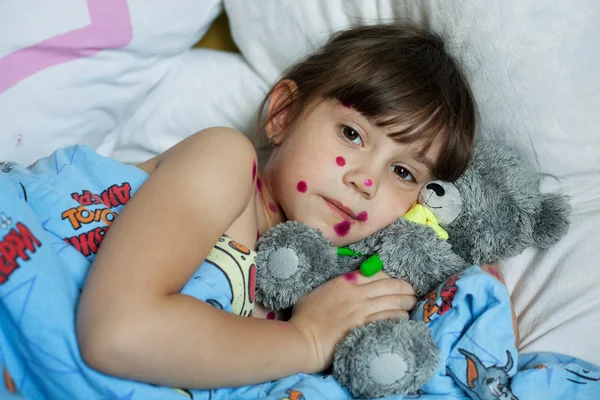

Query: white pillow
111;48;269;165
0;0;222;166
224;0;600;364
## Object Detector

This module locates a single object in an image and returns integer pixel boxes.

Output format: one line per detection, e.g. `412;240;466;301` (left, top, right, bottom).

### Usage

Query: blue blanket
1;146;598;400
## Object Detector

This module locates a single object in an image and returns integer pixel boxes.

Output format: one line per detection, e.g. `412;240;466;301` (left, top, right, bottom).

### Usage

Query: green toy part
360;254;383;277
337;247;383;277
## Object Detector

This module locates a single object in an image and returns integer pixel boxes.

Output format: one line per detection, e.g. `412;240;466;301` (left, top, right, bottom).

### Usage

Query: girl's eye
340;125;363;145
391;165;415;182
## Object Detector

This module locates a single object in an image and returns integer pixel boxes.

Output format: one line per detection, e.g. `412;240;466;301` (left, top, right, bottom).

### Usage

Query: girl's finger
362;278;415;297
366;294;418;314
364;310;410;324
340;270;388;285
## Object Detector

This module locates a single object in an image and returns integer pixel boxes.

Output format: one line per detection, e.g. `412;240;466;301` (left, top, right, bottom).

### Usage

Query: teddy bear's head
419;140;571;266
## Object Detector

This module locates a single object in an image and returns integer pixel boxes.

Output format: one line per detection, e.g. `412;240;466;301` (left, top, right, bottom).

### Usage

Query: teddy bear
254;139;571;398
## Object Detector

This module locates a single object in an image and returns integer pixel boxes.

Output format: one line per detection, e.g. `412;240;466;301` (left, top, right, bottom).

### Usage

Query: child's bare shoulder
140;127;257;176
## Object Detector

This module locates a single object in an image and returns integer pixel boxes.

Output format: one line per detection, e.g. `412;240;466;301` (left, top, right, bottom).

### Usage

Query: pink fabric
0;0;132;94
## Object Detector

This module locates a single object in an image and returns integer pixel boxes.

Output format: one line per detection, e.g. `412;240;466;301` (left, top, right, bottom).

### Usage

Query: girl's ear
265;79;298;145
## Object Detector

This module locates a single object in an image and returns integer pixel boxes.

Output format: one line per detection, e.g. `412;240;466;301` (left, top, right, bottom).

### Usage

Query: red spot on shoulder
297;181;307;193
256;177;262;194
266;311;276;320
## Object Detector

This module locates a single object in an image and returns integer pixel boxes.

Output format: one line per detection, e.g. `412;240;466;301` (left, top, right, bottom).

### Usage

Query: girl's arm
481;264;520;348
76;128;311;387
76;128;414;388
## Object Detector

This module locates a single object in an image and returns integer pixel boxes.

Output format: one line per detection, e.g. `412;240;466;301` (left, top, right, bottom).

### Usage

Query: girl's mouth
323;197;357;221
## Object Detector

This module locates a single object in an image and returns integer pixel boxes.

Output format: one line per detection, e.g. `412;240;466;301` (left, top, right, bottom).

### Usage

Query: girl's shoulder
137;127;257;176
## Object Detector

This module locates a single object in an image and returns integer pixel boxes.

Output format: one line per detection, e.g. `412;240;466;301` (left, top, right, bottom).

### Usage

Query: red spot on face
336;156;346;167
266;311;276;320
268;203;278;213
252;161;257;181
357;211;368;222
334;220;352;236
297;181;308;193
344;271;359;284
364;179;373;187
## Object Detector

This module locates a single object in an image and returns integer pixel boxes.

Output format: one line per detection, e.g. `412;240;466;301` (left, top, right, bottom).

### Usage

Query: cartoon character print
0;212;13;229
439;274;459;314
3;365;16;394
447;348;518;400
280;389;305;400
206;236;256;317
565;367;600;385
172;387;193;398
423;273;460;323
0;221;42;285
62;183;132;257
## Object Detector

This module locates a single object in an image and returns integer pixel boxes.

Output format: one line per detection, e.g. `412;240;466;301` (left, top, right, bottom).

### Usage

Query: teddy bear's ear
533;193;571;248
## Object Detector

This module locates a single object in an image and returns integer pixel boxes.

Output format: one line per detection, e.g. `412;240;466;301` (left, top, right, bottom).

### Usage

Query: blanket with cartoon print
0;146;598;400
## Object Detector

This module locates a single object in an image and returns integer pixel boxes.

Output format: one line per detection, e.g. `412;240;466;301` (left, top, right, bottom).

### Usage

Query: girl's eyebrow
339;102;436;171
409;151;436;171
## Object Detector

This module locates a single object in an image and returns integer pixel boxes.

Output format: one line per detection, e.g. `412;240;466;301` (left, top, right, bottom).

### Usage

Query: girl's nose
346;172;377;198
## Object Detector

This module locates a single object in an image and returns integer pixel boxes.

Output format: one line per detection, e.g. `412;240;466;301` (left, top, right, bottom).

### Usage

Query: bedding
0;0;598;397
0;0;222;165
0;149;598;399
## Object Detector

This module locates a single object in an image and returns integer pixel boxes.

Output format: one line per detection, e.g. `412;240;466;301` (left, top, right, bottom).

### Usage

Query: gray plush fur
255;221;338;310
335;320;439;399
442;140;571;265
255;139;571;398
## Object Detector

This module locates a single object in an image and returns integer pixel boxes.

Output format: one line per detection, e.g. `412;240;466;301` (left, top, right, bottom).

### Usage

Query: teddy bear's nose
426;183;445;197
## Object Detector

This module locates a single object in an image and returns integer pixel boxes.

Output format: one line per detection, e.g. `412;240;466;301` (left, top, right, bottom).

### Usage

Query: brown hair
257;22;477;181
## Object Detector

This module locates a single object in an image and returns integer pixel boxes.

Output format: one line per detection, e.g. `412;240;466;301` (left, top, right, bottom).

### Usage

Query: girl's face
263;97;441;247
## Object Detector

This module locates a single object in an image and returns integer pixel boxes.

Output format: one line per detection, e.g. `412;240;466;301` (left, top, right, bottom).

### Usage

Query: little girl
1;23;479;393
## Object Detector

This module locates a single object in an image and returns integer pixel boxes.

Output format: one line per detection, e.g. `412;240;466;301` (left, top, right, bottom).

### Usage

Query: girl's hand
289;271;416;374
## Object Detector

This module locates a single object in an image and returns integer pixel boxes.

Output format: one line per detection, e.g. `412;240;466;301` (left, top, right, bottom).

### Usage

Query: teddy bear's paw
265;247;300;280
334;319;440;398
368;352;409;386
255;221;337;310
